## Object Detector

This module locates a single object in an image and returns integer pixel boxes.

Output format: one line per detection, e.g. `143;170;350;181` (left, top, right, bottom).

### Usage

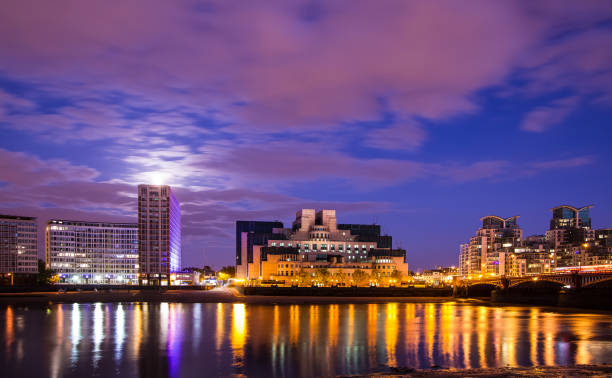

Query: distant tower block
138;184;181;285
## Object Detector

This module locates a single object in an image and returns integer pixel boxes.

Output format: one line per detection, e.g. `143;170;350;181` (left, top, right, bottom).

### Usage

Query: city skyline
2;3;612;377
1;2;612;270
2;196;610;273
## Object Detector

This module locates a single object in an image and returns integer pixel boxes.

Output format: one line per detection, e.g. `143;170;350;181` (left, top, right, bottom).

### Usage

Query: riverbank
0;287;469;305
369;364;612;377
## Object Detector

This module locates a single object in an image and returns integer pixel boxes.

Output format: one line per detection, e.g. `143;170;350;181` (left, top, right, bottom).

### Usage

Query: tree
314;268;331;286
332;272;348;286
219;265;236;277
351;269;370;287
296;268;311;286
37;259;57;286
389;270;403;286
370;269;382;286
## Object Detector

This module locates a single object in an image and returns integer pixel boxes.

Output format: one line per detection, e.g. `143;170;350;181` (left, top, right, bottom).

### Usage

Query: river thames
1;302;611;377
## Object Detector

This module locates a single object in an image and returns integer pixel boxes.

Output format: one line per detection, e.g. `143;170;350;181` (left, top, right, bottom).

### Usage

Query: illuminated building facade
138;184;181;285
596;228;612;248
459;205;612;277
236;209;407;283
567;228;612;268
460;215;522;277
0;215;38;283
459;243;469;276
45;219;138;284
546;205;596;267
236;220;284;280
247;246;408;285
281;209;390;263
501;235;552;276
417;266;459;286
546;205;595;248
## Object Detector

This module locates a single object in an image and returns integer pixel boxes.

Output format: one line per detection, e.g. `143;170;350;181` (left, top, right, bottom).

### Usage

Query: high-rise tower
138;184;181;285
546;205;596;267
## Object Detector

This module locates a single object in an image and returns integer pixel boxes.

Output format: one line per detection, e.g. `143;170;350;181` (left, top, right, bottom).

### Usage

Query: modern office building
236;220;284;280
500;235;552;276
546;205;596;267
596;229;612;248
337;223;393;248
563;229;612;268
549;205;592;230
236;209;409;283
46;220;139;284
546;205;595;248
0;215;38;284
460;215;523;277
138;184;181;285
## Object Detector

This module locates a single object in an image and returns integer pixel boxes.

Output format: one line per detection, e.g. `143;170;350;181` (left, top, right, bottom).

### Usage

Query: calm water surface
1;302;611;377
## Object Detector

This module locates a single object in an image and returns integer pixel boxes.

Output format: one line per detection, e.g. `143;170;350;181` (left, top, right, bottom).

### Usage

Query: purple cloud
520;96;579;132
0;148;99;186
2;1;608;133
0;1;610;269
368;122;427;151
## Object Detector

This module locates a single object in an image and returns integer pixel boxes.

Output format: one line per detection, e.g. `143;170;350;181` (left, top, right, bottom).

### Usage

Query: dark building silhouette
235;221;284;273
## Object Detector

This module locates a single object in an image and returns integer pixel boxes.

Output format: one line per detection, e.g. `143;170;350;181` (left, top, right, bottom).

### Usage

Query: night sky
1;1;612;271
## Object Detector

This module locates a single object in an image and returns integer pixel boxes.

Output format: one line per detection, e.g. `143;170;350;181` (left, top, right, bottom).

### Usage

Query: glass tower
138;184;181;285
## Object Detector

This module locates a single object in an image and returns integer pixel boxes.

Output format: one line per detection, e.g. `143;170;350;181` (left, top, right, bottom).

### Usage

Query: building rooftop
550;205;593;212
0;214;37;221
48;219;137;228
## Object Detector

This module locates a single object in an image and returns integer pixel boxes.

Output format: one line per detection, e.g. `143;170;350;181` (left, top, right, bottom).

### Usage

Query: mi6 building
236;209;409;284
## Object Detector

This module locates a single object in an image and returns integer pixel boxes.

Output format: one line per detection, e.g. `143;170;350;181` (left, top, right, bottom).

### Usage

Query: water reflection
1;302;612;377
92;303;104;367
231;303;246;370
70;302;81;365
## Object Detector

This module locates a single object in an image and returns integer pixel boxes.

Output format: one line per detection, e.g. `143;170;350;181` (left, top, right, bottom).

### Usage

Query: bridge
453;270;612;296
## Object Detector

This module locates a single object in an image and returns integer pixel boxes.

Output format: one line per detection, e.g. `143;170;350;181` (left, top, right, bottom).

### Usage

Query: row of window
271;242;375;249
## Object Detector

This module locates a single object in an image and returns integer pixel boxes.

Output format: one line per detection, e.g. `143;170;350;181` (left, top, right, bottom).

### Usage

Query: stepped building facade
236;209;408;285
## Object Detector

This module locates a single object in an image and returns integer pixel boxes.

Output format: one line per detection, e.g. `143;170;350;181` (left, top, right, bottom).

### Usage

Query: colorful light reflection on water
1;302;611;377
